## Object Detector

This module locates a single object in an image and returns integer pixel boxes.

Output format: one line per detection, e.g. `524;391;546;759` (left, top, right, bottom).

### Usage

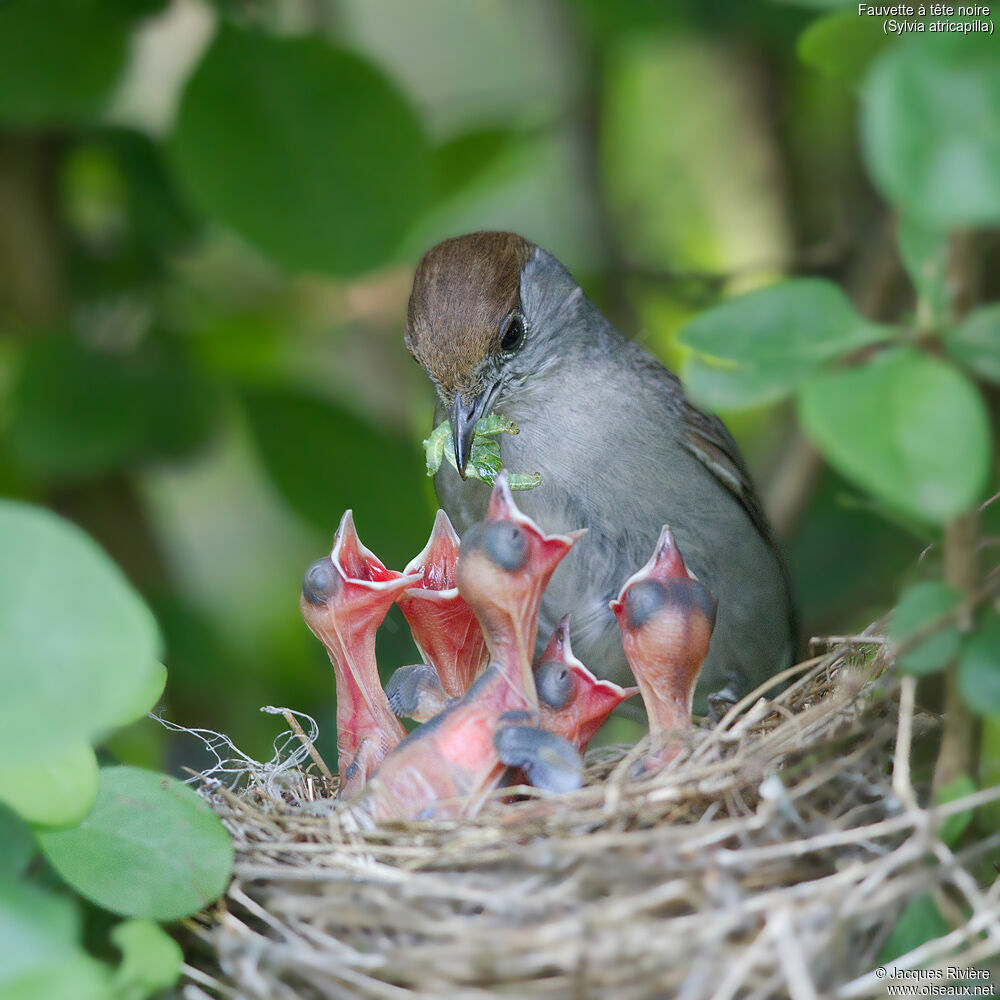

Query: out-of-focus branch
764;429;823;539
0;136;65;327
52;476;170;594
933;231;982;796
934;511;978;795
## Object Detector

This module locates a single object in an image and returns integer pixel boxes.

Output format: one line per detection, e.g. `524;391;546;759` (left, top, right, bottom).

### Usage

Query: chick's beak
451;389;491;479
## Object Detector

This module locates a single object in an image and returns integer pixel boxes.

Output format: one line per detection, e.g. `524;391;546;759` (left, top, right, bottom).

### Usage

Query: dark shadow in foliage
62;128;198;295
7;332;218;484
786;468;924;637
240;386;431;569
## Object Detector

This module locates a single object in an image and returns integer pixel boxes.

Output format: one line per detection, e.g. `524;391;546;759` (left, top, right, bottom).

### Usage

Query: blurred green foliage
0;0;999;984
798;346;991;523
172;24;432;274
0;505;228;997
0;503;164;761
37;766;233;921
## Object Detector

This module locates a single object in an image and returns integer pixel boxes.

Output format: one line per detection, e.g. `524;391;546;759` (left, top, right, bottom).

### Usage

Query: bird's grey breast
437;346;659;687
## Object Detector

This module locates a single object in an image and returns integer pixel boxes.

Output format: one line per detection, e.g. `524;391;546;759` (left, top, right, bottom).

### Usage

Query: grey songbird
403;232;796;713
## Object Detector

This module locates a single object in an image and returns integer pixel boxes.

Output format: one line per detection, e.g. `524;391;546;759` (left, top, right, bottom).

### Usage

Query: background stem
933;512;979;794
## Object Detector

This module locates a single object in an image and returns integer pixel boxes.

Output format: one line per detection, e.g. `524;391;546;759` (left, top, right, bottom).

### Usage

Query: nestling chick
395;509;487;699
299;512;418;797
354;474;584;823
404;232;796;712
611;526;717;768
535;615;638;752
386;613;636;749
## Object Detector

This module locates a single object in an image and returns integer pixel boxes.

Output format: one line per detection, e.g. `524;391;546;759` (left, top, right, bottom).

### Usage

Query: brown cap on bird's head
610;527;717;740
405;232;534;403
405;232;536;478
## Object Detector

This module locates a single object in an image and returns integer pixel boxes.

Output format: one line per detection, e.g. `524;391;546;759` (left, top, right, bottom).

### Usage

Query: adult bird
403;232;796;713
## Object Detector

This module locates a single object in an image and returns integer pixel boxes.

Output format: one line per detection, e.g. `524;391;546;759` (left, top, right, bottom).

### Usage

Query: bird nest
178;635;1000;999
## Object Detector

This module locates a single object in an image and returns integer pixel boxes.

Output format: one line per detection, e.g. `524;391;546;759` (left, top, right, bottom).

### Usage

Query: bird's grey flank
404;231;797;714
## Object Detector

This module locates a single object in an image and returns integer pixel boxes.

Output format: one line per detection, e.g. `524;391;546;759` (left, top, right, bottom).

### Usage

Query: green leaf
61;129;199;292
798;348;991;524
862;36;1000;228
423;421;451;477
896;218;951;326
111;663;167;729
678;279;886;408
679;280;883;364
0;806;34;878
945;304;1000;385
172;24;431;276
0;743;98;828
241;387;428;567
0;954;112;1000
958;612;1000;716
0;503;163;764
8;333;216;483
889;581;963;676
111;920;182;1000
0;1;163;126
682;355;808;411
0;877;79;989
935;774;977;848
876;893;950;966
38;766;233;921
798;10;890;87
424;414;540;491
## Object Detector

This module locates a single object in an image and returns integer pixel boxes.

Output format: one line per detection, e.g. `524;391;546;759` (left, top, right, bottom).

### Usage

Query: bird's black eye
499;313;525;353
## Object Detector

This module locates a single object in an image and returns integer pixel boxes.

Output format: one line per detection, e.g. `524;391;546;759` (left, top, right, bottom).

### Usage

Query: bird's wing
682;400;800;655
680;401;775;547
627;348;777;546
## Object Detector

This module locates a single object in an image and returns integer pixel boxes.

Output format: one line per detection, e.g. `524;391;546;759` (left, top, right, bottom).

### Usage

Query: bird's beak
450;389;491;480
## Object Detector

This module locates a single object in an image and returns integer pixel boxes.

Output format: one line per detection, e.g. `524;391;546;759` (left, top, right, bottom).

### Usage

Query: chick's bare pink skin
610;526;717;768
354;473;583;822
362;671;537;822
459;474;585;703
396;509;488;699
536;616;639;752
300;511;419;797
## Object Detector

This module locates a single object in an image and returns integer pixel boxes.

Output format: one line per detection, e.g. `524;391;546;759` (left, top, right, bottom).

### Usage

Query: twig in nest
892;675;918;812
179;640;1000;999
280;708;335;785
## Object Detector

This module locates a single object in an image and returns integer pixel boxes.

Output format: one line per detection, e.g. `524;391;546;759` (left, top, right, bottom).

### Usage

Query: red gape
536;616;639;752
610;527;717;770
354;474;585;823
299;511;419;798
396;509;488;699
